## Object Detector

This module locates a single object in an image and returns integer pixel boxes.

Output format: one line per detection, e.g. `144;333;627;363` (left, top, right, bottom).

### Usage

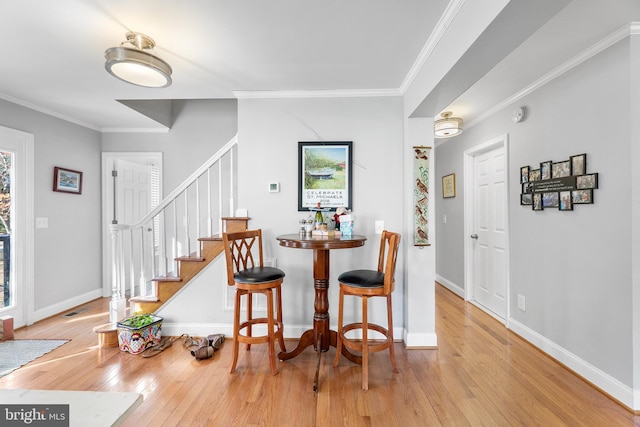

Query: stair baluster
109;135;239;322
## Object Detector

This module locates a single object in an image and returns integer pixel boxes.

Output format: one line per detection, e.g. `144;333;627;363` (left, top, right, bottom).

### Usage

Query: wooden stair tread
129;295;159;303
175;256;206;262
153;275;182;282
198;235;222;242
132;217;247;314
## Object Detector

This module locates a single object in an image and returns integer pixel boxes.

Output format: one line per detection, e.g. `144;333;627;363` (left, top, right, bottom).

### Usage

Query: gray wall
0;99;102;316
435;39;633;386
101;99;238;195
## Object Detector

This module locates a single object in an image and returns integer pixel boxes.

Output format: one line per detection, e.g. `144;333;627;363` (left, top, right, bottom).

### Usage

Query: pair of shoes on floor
141;333;188;358
189;334;226;360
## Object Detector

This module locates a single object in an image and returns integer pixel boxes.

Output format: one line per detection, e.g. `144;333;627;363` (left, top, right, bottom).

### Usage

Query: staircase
130;217;248;314
108;135;241;322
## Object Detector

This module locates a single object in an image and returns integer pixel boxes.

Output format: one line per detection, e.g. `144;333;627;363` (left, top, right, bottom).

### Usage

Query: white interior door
115;159;152;225
465;136;509;321
101;153;162;297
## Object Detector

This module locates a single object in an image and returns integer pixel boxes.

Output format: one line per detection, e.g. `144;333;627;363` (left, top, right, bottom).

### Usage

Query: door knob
470;234;478;239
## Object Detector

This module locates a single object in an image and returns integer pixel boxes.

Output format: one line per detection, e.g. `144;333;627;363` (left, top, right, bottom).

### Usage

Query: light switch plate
35;217;48;229
374;220;384;234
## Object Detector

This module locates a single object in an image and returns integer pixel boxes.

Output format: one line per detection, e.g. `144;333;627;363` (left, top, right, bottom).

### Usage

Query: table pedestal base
278;329;361;364
278;329;362;392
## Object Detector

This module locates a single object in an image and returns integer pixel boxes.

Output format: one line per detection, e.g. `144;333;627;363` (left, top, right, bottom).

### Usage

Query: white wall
435;38;634;404
236;97;405;333
0;99;102;321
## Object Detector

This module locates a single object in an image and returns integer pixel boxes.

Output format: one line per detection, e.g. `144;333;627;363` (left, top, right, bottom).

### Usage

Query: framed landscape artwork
298;141;352;211
53;166;83;195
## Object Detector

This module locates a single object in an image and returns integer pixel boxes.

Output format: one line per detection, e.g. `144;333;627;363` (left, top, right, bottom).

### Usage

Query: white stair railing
109;135;238;323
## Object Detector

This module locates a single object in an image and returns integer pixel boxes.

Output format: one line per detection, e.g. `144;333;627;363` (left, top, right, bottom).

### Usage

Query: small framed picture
552;160;571;178
542;192;559;208
529;169;541;182
53;166;83;195
520;193;533;205
576;173;598;190
532;193;543;211
442;173;456;198
522;182;532;194
540;161;552;180
571;154;586;176
520;166;530;183
559;191;573;211
572;189;593;204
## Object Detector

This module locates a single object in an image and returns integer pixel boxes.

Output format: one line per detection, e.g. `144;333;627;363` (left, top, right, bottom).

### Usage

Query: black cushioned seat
338;270;384;288
235;267;285;284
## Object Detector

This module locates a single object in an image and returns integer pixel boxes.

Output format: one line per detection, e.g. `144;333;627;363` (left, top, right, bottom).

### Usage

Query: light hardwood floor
1;283;637;426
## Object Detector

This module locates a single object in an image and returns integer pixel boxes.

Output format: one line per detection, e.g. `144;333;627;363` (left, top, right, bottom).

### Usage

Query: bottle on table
314;202;323;229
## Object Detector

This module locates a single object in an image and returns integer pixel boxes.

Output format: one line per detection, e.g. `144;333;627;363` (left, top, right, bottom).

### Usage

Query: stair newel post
109;224;127;323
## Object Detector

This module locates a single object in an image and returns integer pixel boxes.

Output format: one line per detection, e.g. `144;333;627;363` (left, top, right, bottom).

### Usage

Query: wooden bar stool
333;230;400;390
223;229;286;375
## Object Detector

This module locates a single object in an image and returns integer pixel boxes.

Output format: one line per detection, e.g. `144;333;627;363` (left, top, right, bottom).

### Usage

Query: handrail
108;134;238;322
110;135;238;232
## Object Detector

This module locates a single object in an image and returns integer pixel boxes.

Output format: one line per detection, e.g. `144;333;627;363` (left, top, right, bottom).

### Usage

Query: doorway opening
0;126;34;327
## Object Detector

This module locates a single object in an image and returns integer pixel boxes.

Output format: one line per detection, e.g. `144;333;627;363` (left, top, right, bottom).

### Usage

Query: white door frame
101;152;163;297
0;126;34;327
463;134;511;326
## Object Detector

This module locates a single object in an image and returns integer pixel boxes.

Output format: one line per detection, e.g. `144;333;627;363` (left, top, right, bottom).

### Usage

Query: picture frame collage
520;153;598;211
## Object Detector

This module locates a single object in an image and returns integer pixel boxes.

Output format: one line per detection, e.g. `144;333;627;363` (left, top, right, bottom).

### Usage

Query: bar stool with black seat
223;229;286;375
333;230;401;390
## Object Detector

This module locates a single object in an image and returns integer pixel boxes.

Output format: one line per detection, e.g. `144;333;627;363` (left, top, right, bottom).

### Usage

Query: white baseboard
32;288;103;324
403;330;437;348
435;274;464;298
509;318;636;411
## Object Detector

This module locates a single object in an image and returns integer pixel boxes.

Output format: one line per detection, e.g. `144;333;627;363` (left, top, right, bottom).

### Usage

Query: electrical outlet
517;294;526;311
374;220;384;234
35;217;48;229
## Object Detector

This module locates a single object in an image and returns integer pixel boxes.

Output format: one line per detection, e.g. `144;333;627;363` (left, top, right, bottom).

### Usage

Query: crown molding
233;88;401;99
463;22;636;131
399;0;466;95
0;91;100;131
100;127;170;133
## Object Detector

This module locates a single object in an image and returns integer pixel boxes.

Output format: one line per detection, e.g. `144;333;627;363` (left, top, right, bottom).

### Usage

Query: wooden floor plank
0;283;636;426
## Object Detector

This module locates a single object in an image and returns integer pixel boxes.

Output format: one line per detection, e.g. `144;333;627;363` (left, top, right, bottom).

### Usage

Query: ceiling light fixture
434;111;463;138
105;32;172;88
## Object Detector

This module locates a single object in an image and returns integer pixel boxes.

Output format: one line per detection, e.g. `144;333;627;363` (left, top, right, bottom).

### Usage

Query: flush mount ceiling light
434;111;463;138
105;32;172;88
